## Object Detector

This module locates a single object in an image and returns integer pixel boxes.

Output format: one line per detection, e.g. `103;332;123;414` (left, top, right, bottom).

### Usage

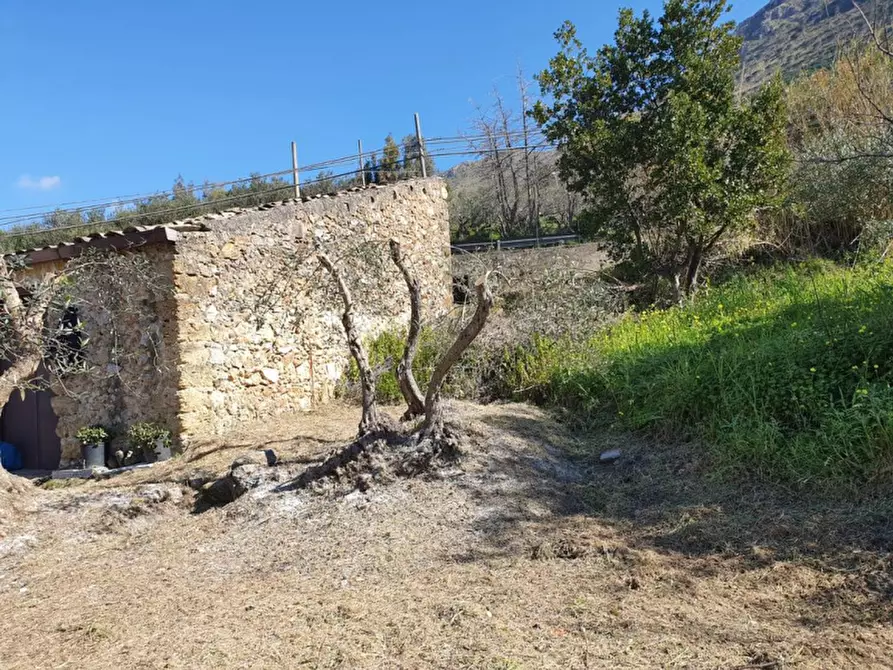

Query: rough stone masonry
48;178;451;464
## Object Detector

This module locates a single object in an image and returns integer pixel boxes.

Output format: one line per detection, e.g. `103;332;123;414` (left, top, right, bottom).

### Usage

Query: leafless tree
836;1;893;159
316;251;390;436
518;66;540;237
451;73;582;241
388;239;494;437
388;240;426;420
472;88;525;238
293;236;494;489
418;278;493;439
854;1;893;60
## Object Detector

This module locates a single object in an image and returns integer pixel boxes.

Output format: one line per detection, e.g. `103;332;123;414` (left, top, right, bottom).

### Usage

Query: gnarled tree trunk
684;243;703;297
317;252;385;437
287;258;495;492
422;278;494;436
0;353;43;409
388;240;425;419
0;257;57;413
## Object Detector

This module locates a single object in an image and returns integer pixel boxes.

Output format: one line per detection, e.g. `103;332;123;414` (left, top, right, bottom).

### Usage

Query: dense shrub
767;47;893;257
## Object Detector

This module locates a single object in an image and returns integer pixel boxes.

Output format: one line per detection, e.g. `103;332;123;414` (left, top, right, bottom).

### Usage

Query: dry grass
83;400;362;491
450;243;621;345
1;401;891;669
0;468;37;534
452;243;608;286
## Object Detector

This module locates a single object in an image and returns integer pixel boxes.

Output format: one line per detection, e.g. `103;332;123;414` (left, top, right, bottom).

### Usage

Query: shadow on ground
465;408;893;625
185;434;336;465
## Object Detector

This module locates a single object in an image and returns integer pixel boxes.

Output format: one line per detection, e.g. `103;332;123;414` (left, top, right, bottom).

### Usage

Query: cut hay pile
0;468;35;535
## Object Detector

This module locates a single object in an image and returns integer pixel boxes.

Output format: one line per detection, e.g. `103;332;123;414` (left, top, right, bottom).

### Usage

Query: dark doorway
0;364;61;471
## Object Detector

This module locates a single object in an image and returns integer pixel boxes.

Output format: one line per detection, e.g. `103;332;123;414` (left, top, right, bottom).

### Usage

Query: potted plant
75;426;109;469
127;422;173;463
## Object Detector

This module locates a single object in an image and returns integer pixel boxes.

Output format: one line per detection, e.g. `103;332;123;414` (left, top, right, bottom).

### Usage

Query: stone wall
44;246;180;464
13;177;450;463
171;177;452;444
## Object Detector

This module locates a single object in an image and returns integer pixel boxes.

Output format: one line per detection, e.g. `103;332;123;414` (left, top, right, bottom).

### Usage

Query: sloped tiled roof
5;180;421;261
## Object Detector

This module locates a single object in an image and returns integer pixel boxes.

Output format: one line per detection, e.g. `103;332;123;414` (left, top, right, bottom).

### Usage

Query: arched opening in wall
0;363;60;471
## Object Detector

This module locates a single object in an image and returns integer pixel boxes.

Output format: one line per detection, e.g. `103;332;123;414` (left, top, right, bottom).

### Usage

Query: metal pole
291;141;300;198
414;113;428;179
358;139;366;187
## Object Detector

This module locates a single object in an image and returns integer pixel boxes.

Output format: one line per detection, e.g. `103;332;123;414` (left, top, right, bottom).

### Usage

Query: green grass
514;259;893;489
351;328;443;403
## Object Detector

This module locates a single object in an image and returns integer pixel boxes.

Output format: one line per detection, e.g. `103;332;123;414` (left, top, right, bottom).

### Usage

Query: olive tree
290;237;492;489
0;249;165;421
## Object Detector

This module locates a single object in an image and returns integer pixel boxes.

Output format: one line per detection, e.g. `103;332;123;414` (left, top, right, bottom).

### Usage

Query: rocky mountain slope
737;0;893;90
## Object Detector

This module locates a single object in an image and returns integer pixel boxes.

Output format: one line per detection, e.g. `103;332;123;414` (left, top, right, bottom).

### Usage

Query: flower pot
153;437;172;462
83;442;105;469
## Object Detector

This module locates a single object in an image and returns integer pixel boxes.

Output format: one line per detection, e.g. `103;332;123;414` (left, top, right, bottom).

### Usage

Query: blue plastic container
0;441;23;471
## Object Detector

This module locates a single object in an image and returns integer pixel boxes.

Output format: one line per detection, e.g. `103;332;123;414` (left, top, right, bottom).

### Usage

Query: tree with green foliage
533;0;789;300
364;154;378;186
302;169;337;197
400;134;435;178
379;134;401;184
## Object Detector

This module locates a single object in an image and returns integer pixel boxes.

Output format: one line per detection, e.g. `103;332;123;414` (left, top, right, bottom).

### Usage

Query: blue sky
0;0;766;217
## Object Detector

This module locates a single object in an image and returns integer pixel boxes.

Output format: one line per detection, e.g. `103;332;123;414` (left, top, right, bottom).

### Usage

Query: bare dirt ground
1;401;891;669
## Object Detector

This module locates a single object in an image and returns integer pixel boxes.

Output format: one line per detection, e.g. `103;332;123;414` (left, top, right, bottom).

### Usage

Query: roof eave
12;225;184;265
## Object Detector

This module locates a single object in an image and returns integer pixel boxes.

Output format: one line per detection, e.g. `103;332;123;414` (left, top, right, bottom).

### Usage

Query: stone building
0;178;452;469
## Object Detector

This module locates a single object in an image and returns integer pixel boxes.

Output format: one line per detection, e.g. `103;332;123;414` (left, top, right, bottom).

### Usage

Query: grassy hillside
737;0;893;90
507;260;893;490
362;256;893;490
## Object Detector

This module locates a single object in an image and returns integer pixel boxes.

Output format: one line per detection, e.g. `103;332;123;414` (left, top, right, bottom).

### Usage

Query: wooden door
0;363;61;471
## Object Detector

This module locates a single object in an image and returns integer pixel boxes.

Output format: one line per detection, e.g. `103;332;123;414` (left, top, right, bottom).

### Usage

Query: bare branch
853;0;893;59
845;48;893;129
